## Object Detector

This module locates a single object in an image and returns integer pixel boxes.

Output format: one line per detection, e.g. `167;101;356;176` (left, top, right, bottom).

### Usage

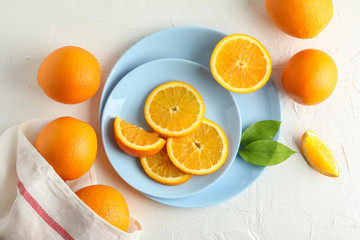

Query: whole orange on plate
210;34;272;93
282;49;337;105
266;0;333;39
76;185;130;232
35;116;97;180
37;46;101;104
113;117;166;157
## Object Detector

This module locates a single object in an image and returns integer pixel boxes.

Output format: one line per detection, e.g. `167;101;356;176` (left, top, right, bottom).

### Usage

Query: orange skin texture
35;116;97;180
76;185;130;232
37;46;100;104
266;0;333;39
282;49;337;106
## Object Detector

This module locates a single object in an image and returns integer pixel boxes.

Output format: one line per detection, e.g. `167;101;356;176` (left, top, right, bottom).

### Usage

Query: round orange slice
144;81;205;138
210;34;272;93
140;147;192;186
166;118;228;175
301;130;339;177
113;117;166;157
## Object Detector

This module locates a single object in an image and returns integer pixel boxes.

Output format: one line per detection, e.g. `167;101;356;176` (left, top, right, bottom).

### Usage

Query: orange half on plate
113;117;166;157
167;118;228;175
140;147;192;186
210;34;272;93
144;81;205;138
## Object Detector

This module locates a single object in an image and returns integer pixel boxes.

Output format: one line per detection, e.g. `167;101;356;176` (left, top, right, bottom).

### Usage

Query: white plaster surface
1;0;360;239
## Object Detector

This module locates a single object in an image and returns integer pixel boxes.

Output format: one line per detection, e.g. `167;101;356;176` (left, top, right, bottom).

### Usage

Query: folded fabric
0;119;142;240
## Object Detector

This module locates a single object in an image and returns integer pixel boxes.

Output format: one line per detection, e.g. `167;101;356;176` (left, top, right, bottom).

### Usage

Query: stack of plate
99;26;281;208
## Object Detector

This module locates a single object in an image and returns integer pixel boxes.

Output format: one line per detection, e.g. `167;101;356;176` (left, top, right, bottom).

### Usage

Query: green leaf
240;120;281;146
239;140;296;166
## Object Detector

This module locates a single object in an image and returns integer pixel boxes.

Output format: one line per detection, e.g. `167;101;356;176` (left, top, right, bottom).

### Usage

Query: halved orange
113;117;166;157
301;130;339;177
144;81;205;138
167;118;228;175
140;147;192;186
210;34;272;93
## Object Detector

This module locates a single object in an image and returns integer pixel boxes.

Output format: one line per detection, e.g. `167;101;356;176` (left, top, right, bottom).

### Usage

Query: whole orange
282;49;337;105
37;46;100;104
75;185;130;232
266;0;333;39
35;116;97;180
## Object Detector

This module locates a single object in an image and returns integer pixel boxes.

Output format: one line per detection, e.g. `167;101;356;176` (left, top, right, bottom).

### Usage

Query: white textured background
1;0;360;239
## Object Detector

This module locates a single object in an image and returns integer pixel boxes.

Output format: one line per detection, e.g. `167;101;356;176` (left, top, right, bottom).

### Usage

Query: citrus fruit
75;185;130;231
144;81;205;138
37;46;100;104
114;117;166;157
301;130;339;177
35;117;97;180
140;146;192;186
210;34;272;93
282;49;337;105
266;0;333;39
167;118;228;175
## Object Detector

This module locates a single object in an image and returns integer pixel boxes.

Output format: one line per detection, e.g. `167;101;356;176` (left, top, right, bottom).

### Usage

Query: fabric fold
0;119;142;240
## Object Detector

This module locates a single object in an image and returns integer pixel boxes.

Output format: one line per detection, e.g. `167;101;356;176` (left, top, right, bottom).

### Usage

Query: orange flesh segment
145;148;186;178
149;86;201;131
215;39;268;88
118;119;161;146
167;119;228;175
145;81;205;137
141;147;192;186
114;117;165;157
302;131;339;177
171;124;223;169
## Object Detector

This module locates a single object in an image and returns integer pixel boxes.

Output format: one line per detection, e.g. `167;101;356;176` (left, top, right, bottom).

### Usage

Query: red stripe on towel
17;177;75;240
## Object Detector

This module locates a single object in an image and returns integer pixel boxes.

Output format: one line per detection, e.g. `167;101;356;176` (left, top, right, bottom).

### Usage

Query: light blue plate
99;26;281;207
101;58;241;199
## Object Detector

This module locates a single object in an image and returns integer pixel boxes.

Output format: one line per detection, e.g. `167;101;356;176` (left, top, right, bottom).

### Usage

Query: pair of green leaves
238;120;296;166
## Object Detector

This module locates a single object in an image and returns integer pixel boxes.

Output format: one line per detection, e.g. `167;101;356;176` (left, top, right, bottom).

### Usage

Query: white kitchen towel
0;119;142;240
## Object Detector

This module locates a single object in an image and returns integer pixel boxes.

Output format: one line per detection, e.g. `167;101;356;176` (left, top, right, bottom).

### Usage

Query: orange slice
140;147;192;186
210;34;272;93
301;130;339;177
113;117;166;157
167;119;228;175
144;81;205;138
